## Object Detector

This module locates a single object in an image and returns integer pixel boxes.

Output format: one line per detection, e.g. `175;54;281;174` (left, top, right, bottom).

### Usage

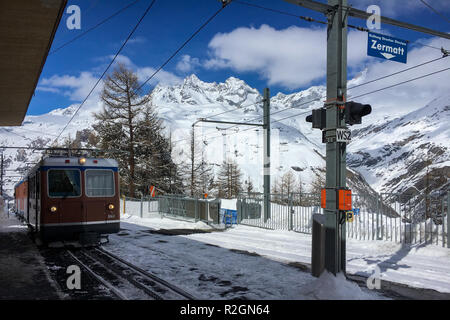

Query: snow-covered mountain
348;94;450;196
0;74;448;200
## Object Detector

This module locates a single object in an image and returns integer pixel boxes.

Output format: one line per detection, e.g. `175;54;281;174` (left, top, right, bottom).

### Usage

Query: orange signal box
338;189;352;211
321;189;327;209
321;188;352;211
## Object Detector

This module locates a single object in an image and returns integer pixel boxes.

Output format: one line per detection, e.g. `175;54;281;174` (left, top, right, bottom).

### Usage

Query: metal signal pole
194;88;271;217
283;0;449;275
263;88;271;222
323;0;348;274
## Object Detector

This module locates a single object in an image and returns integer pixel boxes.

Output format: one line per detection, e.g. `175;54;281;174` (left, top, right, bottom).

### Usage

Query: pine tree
177;127;206;196
134;103;182;195
245;176;254;194
310;168;325;195
280;171;297;197
93;63;149;197
217;158;242;199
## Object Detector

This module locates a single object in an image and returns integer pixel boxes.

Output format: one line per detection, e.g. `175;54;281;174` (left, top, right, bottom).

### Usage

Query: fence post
376;195;380;240
140;196;143;218
289;193;293;231
194;196;198;222
447;191;449;249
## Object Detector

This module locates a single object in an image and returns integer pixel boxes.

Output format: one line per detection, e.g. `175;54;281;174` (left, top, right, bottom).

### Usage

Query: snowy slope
348;94;450;195
0;74;448;200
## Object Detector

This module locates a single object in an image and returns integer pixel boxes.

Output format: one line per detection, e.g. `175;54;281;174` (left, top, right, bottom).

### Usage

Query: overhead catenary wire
198;65;450;143
203;99;263;119
50;0;143;55
347;55;449;91
419;0;450;24
235;0;448;53
349;67;450;100
190;53;450;137
136;2;231;92
48;0;157;149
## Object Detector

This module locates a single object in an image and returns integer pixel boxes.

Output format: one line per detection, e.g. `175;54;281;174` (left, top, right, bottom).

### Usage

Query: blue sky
29;0;450;115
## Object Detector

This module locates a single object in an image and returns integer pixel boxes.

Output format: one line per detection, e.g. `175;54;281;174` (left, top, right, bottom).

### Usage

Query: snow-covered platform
115;214;450;299
0;207;61;300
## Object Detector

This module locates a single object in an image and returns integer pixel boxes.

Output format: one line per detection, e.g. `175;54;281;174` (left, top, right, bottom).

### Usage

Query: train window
85;170;114;197
48;169;81;198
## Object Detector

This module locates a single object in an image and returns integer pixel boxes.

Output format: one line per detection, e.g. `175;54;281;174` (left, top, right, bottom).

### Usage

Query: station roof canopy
0;0;67;126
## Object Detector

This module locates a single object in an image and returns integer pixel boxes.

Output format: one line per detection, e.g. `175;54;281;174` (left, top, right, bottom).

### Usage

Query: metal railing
238;191;449;247
238;192;322;232
158;194;220;224
120;196;159;218
347;192;449;246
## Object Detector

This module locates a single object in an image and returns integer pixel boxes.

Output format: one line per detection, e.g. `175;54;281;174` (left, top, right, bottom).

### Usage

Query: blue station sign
367;32;408;64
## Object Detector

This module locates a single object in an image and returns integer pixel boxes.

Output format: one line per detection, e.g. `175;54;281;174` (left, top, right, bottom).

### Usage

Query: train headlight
108;204;114;210
79;157;86;165
50;206;57;213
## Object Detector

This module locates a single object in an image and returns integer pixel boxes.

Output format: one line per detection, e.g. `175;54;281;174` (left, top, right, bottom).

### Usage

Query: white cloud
136;67;182;86
127;36;147;45
202;23;450;120
35;86;61;94
347;36;450;120
204;24;368;89
40;71;100;101
176;55;201;73
39;55;182;101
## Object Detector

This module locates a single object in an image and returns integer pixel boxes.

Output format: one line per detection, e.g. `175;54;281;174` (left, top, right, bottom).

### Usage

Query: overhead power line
235;0;448;53
419;0;450;24
203;99;263;120
49;0;157;148
348;55;449;91
349;67;450;100
209;66;450;140
50;0;142;55
137;2;231;91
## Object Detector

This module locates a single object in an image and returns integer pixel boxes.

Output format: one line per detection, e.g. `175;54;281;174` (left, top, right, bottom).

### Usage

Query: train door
84;169;116;225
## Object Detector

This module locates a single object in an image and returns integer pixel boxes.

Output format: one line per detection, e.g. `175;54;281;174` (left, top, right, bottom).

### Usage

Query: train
14;155;120;243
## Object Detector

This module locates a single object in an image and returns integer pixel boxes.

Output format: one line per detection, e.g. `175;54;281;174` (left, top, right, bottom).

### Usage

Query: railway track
67;247;196;300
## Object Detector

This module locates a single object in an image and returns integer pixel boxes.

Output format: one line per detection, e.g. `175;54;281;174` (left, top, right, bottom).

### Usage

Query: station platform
0;203;61;300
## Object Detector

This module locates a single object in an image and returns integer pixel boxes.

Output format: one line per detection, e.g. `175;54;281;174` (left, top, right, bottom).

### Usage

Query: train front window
85;170;114;197
48;170;81;198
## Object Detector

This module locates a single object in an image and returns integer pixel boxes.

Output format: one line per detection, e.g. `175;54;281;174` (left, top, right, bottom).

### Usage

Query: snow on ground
111;214;450;298
105;215;387;299
121;213;213;231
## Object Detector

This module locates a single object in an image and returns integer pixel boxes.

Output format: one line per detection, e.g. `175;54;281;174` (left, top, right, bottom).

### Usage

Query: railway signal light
344;101;372;126
306;102;372;129
306;108;326;130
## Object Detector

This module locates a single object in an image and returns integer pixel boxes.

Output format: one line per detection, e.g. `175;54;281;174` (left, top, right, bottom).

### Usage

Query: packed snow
105;216;388;300
107;213;450;298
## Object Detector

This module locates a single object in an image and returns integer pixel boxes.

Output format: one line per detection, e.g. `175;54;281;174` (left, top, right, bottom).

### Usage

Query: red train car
14;179;28;218
14;156;120;242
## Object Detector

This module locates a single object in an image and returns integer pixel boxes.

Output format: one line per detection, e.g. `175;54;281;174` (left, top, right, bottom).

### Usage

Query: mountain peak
183;74;202;85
